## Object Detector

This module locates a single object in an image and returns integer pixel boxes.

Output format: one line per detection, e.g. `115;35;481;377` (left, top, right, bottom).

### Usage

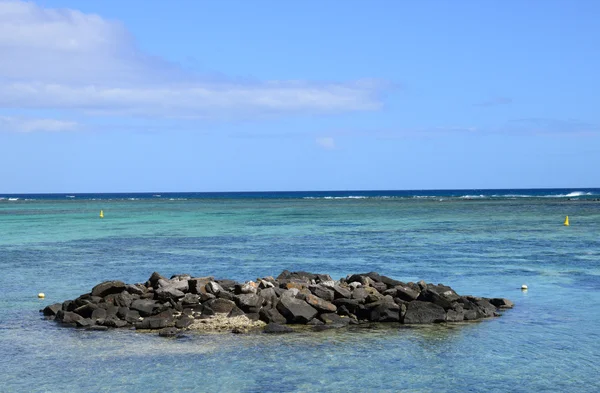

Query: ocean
1;189;599;392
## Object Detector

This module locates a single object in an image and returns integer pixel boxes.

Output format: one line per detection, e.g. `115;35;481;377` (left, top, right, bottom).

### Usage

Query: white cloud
0;0;384;126
316;137;336;149
0;115;79;132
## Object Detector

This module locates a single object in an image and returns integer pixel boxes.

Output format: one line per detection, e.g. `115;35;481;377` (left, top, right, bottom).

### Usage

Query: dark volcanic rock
395;285;420;301
417;284;460;310
175;315;194;329
259;306;287;324
332;285;352;299
148;272;166;288
155;286;185;301
205;298;236;314
42;303;62;317
332;298;361;314
136;316;171;330
276;296;318;324
368;302;400;322
403;301;446;324
56;310;83;325
235;294;262;313
303;294;337;313
489;298;514;309
45;270;512;332
263;323;294;334
309;285;334;302
319;313;351;327
130;299;161;317
91;281;126;298
158;327;180;337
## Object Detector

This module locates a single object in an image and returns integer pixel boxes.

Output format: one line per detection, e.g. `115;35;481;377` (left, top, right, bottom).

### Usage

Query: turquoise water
1;190;599;392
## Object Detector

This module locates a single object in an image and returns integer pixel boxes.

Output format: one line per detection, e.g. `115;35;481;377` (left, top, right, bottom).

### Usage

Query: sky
0;0;599;193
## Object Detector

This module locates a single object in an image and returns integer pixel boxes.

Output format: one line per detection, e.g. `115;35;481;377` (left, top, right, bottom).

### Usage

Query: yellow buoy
99;210;104;218
38;293;45;298
564;216;569;226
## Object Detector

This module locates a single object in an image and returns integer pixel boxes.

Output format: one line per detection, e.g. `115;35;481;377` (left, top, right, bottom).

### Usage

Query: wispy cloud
476;97;513;107
507;118;600;135
0;115;79;132
316;137;336;149
0;1;386;131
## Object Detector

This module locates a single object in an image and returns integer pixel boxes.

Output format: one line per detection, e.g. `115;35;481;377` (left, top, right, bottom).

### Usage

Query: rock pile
41;270;513;335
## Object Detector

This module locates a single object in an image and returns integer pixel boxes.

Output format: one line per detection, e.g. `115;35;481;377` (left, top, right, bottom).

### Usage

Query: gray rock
276;296;318;324
135;316;171;330
124;309;141;324
42;303;62;316
148;272;167;288
309;285;335;302
91;308;107;321
91;281;126;298
204;298;236;314
332;298;361;314
158;327;180;337
130;299;161;317
263;323;294;334
206;281;224;295
332;285;352;299
56;310;83;325
395;285;420;301
259;306;287;324
228;306;246;318
235;293;262;313
403;301;446;324
446;309;465;322
155;286;185;301
319;313;351;326
181;293;200;306
303;294;337;313
258;287;279;305
124;284;145;295
489;298;514;309
175;315;194;329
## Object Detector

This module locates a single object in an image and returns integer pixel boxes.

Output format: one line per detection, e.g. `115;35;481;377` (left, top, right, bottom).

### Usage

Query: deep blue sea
1;189;599;392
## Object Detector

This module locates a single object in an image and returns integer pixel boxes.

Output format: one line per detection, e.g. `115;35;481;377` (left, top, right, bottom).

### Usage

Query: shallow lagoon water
1;191;599;392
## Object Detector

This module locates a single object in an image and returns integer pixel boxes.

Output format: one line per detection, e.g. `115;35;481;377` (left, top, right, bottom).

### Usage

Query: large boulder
366;301;400;322
309;285;334;302
188;277;213;294
276;296;318;324
42;303;62;317
332;298;361;314
332;285;351;299
204;298;236;314
91;281;126;298
235;294;262;313
489;298;514;309
417;284;460;310
130;299;162;317
155;286;185;301
403;301;446;324
56;310;83;325
303;294;337;313
394;285;420;301
136;316;172;330
259;306;287;324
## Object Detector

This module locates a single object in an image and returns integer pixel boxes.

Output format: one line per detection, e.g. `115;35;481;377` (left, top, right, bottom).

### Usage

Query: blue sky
0;0;598;192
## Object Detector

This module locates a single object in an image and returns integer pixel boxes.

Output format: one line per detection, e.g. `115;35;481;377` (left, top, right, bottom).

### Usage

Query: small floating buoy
564;216;569;226
521;284;528;291
38;293;45;299
99;210;104;218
